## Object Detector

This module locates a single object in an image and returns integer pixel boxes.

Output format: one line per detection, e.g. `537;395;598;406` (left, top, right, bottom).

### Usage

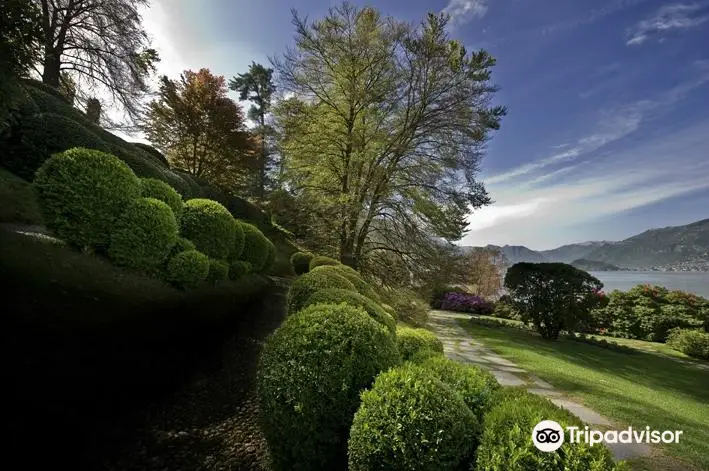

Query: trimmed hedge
229;260;252;280
303;288;396;335
475;388;622;470
207;258;230;284
396;326;444;361
139;177;182;223
309;255;340;270
326;264;380;301
240;222;271;272
262;239;276;273
108;197;178;272
34;147;141;249
667;328;709;359
348;363;479;471
287;269;356;315
258;303;400;471
229;219;245;261
290;251;314;275
169;236;196;258
132;142;169;167
180;198;236;260
166;249;209;289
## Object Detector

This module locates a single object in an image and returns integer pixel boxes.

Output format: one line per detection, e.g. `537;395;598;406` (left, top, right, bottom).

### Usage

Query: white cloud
626;2;709;45
442;0;488;27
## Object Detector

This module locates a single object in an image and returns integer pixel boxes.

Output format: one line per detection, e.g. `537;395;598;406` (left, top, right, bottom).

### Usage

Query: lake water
589;271;709;298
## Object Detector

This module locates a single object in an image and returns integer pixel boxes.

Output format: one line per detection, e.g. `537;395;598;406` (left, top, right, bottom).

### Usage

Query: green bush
388;288;430;326
309;255;341;270
325;264;380;301
262;239;276;273
229;260;252;280
475;388;622;471
34;147;141;249
258;303;400;471
380;303;397;320
287;268;356;315
169;236;196;258
166;249;209;289
207;258;230;284
139;177;182;223
418;355;500;417
180;198;236;260
239;222;271;272
108;197;178;272
132;142;169;167
396;326;444;361
666;328;709;359
348;363;479;471
291;251;314;275
228;218;245;261
492;295;520;319
303;288;396;335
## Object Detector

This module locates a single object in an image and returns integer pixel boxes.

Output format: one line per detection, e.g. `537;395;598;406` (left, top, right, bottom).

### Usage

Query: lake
590;271;709;298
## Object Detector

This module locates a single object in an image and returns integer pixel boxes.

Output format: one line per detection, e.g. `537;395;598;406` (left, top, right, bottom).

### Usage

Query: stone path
428;310;652;462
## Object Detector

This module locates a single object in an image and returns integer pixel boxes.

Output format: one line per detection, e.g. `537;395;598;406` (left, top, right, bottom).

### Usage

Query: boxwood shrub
258;303;400;471
324;264;380;302
229;260;252;280
666;328;709;359
180;198;236;260
476;388;622;470
348;363;479;471
303;288;395;335
34;147;141;250
396;326;445;361
287;269;356;315
309;255;340;270
290;251;314;275
139;177;183;223
169;236;196;258
229;219;245;261
108;197;178;272
207;258;230;284
166;249;209;289
240;222;271;272
262;239;276;273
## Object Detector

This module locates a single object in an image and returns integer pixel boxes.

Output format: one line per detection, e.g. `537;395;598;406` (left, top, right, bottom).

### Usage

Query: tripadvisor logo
532;420;683;452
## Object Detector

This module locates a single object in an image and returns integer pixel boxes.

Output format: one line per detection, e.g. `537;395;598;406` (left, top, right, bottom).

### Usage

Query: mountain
570;259;621;271
460;218;709;271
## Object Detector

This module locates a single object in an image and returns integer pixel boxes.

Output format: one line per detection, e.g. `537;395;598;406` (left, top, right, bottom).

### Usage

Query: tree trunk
42;49;61;87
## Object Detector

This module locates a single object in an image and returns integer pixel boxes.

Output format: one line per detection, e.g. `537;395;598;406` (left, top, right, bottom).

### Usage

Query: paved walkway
428;310;652;462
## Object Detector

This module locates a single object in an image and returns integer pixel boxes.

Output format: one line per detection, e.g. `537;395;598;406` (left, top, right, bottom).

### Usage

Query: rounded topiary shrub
34;147;141;249
262;240;276;273
396;326;445;361
317;264;380;301
290;251;314;275
303;288;395;335
258;303;400;471
166;249;210;289
240;222;271;272
229;260;252;280
287;268;356;315
169;236;196;258
418;355;500;417
476;389;621;470
108;197;178;272
229;219;245;261
309;255;341;270
348;363;479;471
180;198;236;260
207;258;230;283
139;177;183;222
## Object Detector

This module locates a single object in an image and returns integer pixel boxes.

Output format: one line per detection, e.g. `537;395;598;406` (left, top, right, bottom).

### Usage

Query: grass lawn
458;319;709;471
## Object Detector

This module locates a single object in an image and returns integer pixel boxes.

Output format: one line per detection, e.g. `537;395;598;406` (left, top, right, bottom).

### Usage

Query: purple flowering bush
440;292;494;315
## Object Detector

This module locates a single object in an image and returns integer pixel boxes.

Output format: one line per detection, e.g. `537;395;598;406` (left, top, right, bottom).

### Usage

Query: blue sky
134;0;709;250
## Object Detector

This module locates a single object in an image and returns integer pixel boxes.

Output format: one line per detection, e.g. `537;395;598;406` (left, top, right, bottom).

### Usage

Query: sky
127;0;709;250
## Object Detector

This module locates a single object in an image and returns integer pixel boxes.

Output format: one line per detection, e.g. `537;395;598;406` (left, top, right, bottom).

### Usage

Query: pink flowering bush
440;292;494;315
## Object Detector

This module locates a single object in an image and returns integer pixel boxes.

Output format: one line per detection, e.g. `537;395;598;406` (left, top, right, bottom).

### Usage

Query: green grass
0;166;43;225
458;319;709;470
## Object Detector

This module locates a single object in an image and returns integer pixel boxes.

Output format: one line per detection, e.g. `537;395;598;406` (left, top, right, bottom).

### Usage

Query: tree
465;247;505;298
142;68;256;189
34;0;158;121
504;263;605;340
230;62;276;198
273;3;505;275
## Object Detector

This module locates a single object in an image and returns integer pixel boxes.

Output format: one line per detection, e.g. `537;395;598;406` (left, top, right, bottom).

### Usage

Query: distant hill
460;218;709;271
570;259;621;271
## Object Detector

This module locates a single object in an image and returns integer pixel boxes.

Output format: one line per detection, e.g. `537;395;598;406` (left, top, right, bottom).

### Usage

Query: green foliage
475;388;622;471
0;166;43;224
287;268;356;315
108;197;178;272
207;258;230;284
229;260;252;280
666;328;709;360
34;147;141;249
180;198;236;260
348;363;479;471
133;142;169;166
309;255;341;270
166;249;209;289
430;284;470;308
492;295;520;320
290;251;314;275
505;262;605;340
303;288;396;335
258;303;400;471
139;177;182;223
380;303;397;320
396;326;444;361
387;288;430;326
228;218;246;261
240;222;271;272
418;355;500;417
262;239;276;273
326;264;380;301
169;236;196;258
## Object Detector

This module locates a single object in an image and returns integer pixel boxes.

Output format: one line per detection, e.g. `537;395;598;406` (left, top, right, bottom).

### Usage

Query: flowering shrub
440;292;494;315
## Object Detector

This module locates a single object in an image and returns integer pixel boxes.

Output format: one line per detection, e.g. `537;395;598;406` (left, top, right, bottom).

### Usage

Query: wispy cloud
626;2;709;45
442;0;488;27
